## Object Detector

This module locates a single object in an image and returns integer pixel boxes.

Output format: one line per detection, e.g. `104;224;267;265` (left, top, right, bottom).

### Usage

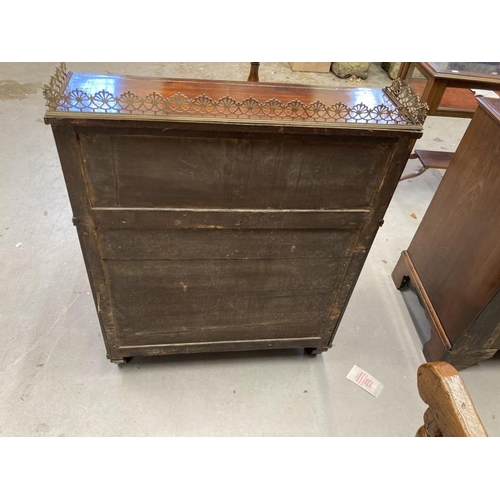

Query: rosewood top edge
43;64;427;129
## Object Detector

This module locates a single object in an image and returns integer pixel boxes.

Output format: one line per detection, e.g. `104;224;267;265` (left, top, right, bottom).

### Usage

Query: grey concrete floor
0;62;498;436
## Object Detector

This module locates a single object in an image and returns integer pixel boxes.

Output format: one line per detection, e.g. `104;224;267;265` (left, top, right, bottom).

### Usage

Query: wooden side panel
79;134;393;210
408;106;500;346
322;136;416;343
50;125;121;360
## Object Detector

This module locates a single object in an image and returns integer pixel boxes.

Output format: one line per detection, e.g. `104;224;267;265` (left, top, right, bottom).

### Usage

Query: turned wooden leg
109;356;132;365
305;347;328;356
400;164;429;181
247;62;260;82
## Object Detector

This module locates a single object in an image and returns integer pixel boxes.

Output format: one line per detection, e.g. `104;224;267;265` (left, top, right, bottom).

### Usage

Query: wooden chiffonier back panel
76;128;395;349
43;67;425;361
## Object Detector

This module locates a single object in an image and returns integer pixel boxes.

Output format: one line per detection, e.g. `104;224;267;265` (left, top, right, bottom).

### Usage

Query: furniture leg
247;62;260;82
421;78;447;115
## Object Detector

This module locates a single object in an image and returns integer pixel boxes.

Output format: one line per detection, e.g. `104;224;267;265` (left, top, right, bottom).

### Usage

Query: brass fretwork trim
43;63;428;127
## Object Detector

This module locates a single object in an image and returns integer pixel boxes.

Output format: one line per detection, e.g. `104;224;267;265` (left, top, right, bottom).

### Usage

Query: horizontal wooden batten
99;226;358;261
69;122;421;140
117;337;324;358
91;208;368;230
118;322;323;347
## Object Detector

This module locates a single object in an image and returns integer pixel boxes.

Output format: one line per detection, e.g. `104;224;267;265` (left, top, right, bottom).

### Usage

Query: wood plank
117;338;323;357
99;228;358;261
409;78;478;113
408;106;500;346
119;322;323;347
51;125;121;360
69;119;421;140
323;136;417;343
92;208;367;230
104;258;340;342
79;133;394;210
479;96;500;122
113;289;332;344
414;149;454;169
392;250;452;350
447;289;500;365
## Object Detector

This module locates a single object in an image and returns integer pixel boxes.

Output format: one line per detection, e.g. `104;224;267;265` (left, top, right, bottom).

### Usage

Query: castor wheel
398;275;411;290
305;348;327;356
110;356;133;365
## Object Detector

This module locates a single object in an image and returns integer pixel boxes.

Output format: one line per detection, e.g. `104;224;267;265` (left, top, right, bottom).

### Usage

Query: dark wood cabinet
44;64;424;363
393;97;500;370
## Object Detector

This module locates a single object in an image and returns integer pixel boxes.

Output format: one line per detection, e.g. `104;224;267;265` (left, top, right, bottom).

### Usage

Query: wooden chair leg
400;150;454;182
400;152;428;181
400;164;429;181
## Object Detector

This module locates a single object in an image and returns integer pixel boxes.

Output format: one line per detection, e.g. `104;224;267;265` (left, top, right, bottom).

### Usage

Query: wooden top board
43;64;426;129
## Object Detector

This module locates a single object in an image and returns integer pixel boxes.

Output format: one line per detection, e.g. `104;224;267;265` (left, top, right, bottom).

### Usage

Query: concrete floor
0;62;498;436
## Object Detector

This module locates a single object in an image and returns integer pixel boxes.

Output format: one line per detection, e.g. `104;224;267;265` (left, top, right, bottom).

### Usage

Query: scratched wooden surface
47;74;421;362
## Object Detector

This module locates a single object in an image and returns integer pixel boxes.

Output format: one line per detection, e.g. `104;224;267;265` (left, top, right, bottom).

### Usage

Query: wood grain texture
79;133;393;209
324;136;415;344
392;253;499;370
392;251;451;351
414;149;453;169
51;125;121;360
99;228;358;261
92;208;367;230
409;103;500;345
417;361;488;437
104;258;343;344
393;97;500;369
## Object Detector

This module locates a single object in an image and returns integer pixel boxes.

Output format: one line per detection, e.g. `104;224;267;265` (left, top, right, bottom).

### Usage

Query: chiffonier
44;64;425;363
